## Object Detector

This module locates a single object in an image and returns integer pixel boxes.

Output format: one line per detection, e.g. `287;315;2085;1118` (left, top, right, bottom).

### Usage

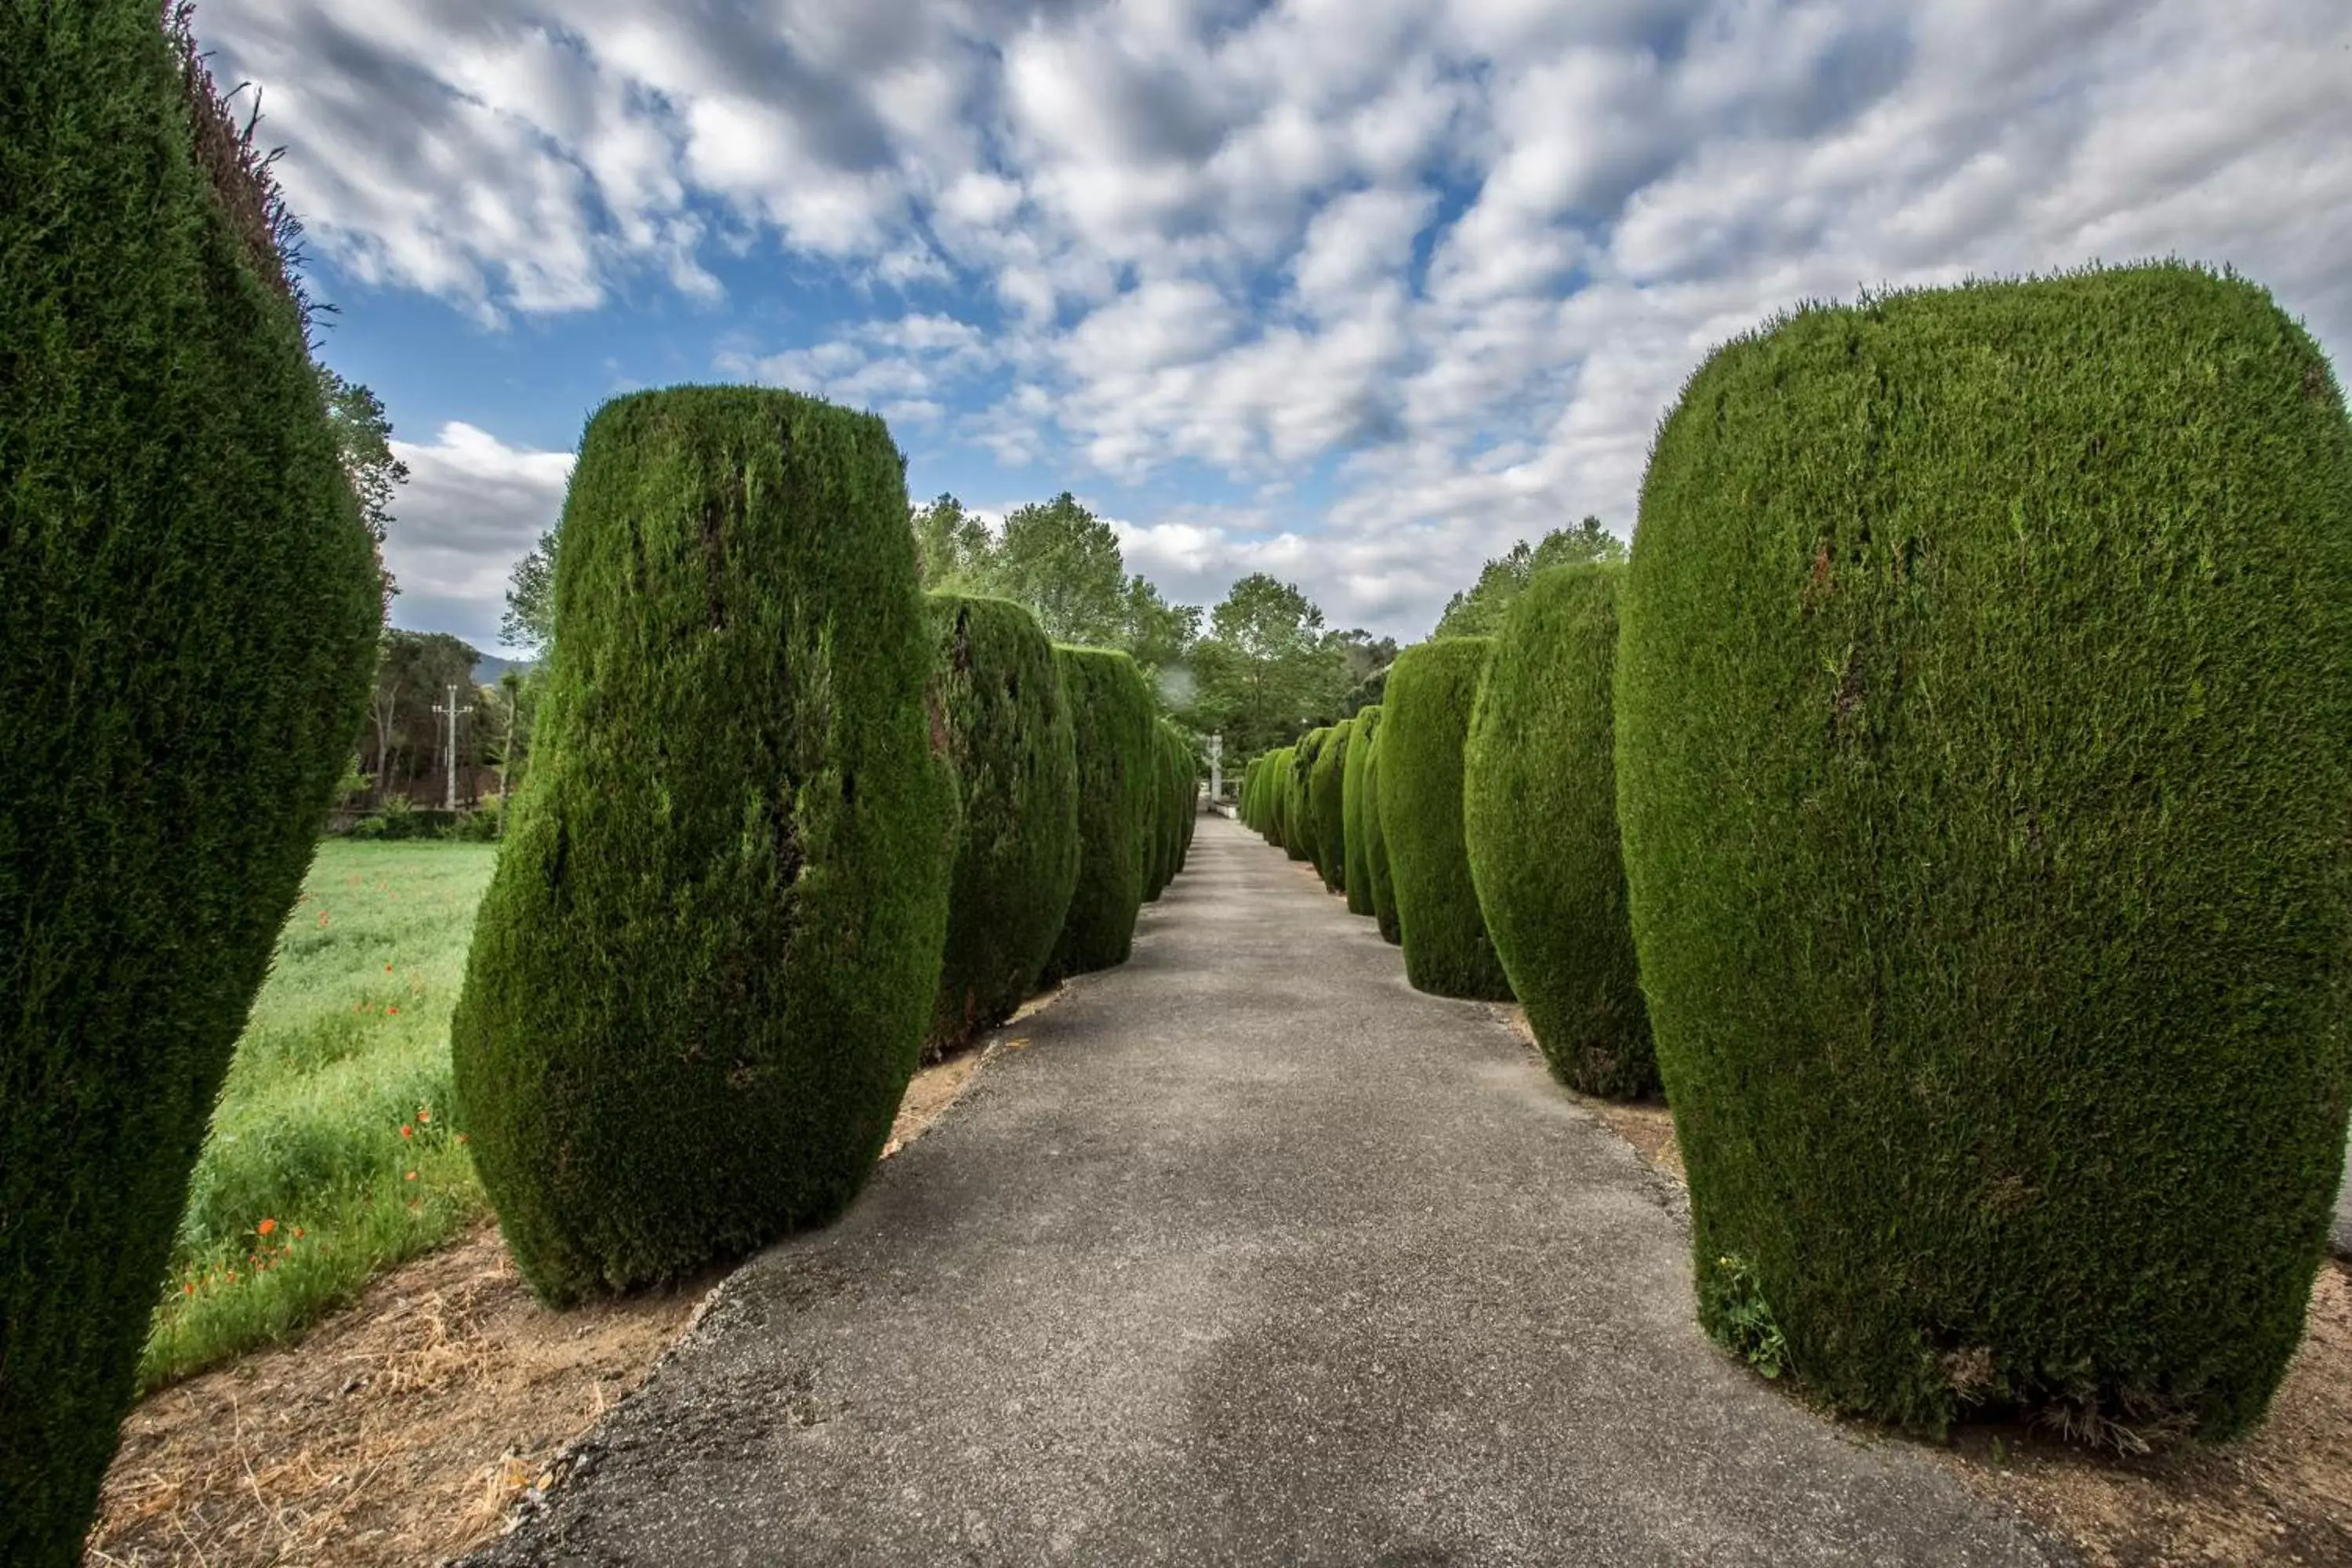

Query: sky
194;0;2352;652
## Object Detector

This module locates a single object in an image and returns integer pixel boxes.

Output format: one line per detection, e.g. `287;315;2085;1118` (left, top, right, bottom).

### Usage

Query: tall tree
911;492;993;592
909;489;1203;685
1121;573;1201;684
502;528;557;652
989;492;1127;645
1435;515;1624;639
317;364;408;613
1191;573;1348;758
486;667;539;800
360;630;481;801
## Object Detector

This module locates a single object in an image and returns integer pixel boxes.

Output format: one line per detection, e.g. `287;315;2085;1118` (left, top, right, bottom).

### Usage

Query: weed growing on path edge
1708;1254;1788;1380
138;840;499;1388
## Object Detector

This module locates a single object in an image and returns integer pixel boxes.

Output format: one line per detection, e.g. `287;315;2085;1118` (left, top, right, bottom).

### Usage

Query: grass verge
138;840;499;1388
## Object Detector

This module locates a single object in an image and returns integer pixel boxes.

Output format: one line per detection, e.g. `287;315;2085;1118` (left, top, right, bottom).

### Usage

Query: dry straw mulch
87;1047;996;1568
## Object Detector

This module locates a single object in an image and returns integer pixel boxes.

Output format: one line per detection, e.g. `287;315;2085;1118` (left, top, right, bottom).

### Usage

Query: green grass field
139;840;499;1388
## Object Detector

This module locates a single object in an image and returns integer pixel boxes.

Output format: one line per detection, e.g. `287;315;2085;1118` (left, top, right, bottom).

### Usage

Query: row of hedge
1240;642;1520;1004
6;362;1197;1563
1246;263;2352;1451
454;389;1200;1310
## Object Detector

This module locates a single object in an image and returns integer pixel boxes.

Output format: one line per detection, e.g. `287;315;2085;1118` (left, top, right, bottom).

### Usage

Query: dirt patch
1942;1265;2352;1566
87;1048;1000;1568
1506;997;2352;1566
85;1226;701;1568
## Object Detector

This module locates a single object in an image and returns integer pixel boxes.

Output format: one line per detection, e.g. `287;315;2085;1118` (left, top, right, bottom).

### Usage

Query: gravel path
470;815;2060;1567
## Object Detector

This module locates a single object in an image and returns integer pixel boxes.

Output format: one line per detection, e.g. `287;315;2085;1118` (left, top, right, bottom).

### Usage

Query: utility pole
432;683;474;811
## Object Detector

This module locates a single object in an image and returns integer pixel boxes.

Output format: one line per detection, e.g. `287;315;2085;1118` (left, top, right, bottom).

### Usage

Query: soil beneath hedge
1492;1006;2352;1567
84;1045;1001;1568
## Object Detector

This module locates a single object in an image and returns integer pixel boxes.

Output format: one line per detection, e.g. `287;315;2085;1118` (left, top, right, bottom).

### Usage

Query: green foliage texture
1341;706;1381;916
1463;565;1656;1099
925;594;1080;1058
1361;724;1402;945
1379;641;1513;1000
1044;646;1155;978
1285;730;1327;865
1616;263;2352;1441
449;387;955;1307
1308;721;1349;895
1;8;381;1559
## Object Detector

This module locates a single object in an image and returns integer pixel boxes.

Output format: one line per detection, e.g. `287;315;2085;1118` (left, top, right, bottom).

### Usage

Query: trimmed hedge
1464;564;1655;1099
1342;706;1381;916
1617;263;2352;1441
1170;725;1198;874
1043;646;1155;978
1261;746;1295;848
0;10;382;1561
1361;721;1402;945
450;387;955;1306
1308;721;1350;895
1379;640;1513;999
1143;720;1187;902
924;593;1081;1058
1286;728;1329;865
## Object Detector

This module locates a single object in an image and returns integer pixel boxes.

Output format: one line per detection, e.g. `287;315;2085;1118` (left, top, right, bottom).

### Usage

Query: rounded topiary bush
1;11;381;1559
1142;720;1178;902
1380;641;1513;999
451;387;955;1306
1043;646;1154;978
1287;729;1329;866
1465;564;1655;1099
925;593;1081;1058
1617;262;2352;1442
1309;721;1349;895
1361;721;1403;945
1279;745;1305;855
1155;720;1194;896
1342;706;1382;916
1259;746;1293;848
1167;723;1197;877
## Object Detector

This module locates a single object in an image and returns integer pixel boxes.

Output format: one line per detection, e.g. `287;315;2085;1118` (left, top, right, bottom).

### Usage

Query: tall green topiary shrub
1617;263;2352;1442
1361;722;1402;945
1;9;382;1559
1465;565;1655;1099
1142;721;1178;902
1308;722;1350;895
450;386;955;1307
925;593;1080;1058
1289;747;1308;860
1287;729;1329;866
1343;707;1382;916
1261;746;1291;847
1163;722;1190;888
1380;641;1514;999
1165;721;1197;880
1044;646;1154;978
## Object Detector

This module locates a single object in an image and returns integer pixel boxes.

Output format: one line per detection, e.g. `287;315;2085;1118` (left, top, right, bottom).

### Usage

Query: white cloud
203;0;2352;638
385;423;575;650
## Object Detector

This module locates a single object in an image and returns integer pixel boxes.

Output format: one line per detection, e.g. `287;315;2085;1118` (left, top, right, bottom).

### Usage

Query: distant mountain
473;652;536;685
